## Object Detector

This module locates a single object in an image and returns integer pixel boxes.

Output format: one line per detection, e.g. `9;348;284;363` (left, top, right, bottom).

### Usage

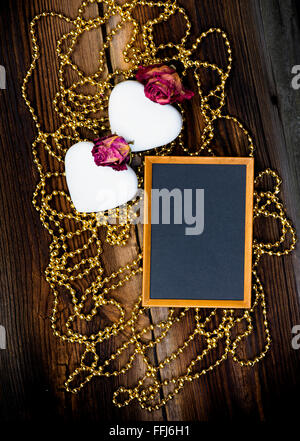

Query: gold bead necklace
22;0;296;412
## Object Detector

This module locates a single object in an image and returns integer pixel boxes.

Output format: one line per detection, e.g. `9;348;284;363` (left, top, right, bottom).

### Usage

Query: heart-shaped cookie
109;80;183;152
65;141;138;213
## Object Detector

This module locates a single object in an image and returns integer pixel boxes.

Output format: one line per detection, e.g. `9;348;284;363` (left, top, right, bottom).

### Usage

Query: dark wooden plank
155;0;300;420
258;0;300;296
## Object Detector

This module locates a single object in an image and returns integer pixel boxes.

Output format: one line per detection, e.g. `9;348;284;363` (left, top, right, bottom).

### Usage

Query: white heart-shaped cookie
109;80;183;152
65;141;138;213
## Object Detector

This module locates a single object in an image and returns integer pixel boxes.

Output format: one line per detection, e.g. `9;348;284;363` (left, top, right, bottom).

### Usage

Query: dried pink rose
92;135;130;171
136;64;194;105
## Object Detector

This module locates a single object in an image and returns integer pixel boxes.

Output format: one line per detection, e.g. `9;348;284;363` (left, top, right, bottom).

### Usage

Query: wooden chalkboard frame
142;156;254;308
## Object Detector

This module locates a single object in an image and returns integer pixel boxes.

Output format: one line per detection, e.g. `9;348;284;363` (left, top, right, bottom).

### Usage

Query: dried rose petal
136;64;194;105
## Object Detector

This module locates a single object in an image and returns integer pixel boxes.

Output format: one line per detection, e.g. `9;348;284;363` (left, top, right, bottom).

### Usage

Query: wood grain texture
0;0;299;423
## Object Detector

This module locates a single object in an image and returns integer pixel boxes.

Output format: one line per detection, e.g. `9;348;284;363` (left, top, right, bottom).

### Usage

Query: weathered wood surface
0;0;299;422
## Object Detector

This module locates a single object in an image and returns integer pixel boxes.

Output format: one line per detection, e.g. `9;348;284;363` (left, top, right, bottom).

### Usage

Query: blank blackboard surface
142;157;254;309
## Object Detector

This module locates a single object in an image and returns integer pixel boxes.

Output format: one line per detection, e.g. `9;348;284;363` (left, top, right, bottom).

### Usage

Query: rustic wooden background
0;0;300;422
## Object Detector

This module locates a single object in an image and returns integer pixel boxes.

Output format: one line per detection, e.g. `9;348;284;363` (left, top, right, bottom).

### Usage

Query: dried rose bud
92;135;130;171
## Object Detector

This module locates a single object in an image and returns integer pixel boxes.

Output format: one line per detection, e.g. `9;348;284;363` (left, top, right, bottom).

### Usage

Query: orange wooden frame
142;156;254;309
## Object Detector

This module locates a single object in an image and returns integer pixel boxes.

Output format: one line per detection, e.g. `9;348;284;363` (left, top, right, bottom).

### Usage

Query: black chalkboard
142;157;254;308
